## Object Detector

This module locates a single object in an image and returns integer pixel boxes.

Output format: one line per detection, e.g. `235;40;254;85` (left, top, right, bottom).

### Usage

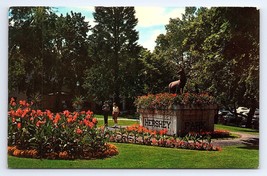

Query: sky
55;7;185;51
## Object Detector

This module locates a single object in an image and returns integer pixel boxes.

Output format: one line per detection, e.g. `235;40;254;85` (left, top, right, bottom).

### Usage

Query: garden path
211;132;259;148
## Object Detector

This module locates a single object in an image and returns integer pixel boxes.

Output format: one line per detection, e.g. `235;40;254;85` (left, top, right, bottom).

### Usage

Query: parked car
252;108;259;129
236;107;250;116
253;108;259;118
218;109;235;124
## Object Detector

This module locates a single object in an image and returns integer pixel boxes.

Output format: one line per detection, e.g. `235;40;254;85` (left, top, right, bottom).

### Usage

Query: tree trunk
246;106;256;128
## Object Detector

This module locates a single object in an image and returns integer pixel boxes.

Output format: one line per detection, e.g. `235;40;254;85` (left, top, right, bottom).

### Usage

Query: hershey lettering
144;118;171;129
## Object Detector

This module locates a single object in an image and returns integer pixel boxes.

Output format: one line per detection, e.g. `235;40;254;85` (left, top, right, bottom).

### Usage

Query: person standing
112;102;120;128
102;101;110;127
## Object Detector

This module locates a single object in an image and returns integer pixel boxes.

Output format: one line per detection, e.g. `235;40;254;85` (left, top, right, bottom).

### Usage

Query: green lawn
94;114;139;127
8;142;258;169
215;124;259;135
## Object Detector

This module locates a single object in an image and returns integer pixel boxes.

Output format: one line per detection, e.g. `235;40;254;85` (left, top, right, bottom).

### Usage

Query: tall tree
9;7;91;103
153;7;259;127
84;7;141;104
9;7;54;96
180;7;259;127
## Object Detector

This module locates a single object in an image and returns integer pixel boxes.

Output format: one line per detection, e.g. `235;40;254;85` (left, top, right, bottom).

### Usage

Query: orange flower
46;110;53;120
53;113;61;124
59;151;69;159
86;121;94;128
15;109;23;117
21;108;30;118
36;110;43;116
17;123;21;129
19;100;26;106
80;111;86;114
67;117;72;123
92;118;97;124
159;128;168;135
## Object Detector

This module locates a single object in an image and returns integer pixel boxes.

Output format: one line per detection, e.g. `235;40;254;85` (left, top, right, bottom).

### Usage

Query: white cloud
135;7;184;27
77;6;95;12
141;29;162;51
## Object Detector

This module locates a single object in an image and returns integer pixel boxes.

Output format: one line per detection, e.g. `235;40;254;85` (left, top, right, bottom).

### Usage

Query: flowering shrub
8;98;118;159
135;92;216;109
105;124;222;151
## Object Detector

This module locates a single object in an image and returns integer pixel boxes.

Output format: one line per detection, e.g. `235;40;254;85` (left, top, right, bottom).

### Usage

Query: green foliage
154;7;259;127
9;7;91;97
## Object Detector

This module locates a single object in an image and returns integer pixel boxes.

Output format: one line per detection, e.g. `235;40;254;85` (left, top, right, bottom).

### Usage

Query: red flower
36;120;46;127
53;113;61;124
92;118;97;124
10;97;15;105
80;111;86;114
159;128;168;135
11;102;16;107
63;110;70;117
17;123;21;129
21;108;30;118
87;121;94;128
76;128;83;134
15;109;23;117
19;100;26;106
86;110;93;117
46;110;53;120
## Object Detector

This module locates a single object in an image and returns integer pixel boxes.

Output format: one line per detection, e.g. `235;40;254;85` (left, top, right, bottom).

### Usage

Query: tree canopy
154;7;259;127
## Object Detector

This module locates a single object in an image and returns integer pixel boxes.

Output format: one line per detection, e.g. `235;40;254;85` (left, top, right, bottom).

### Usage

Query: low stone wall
138;104;218;135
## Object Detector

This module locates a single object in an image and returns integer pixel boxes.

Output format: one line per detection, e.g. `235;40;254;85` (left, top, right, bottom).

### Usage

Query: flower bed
8;143;118;160
104;125;223;151
8;98;118;160
135;92;217;109
135;93;218;135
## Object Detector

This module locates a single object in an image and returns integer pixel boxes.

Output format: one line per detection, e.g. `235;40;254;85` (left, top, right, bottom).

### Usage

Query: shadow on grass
238;129;259;133
237;138;259;150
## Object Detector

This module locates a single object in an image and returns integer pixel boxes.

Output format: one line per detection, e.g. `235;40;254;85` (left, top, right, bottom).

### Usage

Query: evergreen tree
84;7;141;104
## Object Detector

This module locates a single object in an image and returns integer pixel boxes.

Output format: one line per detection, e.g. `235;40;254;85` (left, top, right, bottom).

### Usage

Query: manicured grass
8;143;259;169
94;114;139;127
215;124;259;135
